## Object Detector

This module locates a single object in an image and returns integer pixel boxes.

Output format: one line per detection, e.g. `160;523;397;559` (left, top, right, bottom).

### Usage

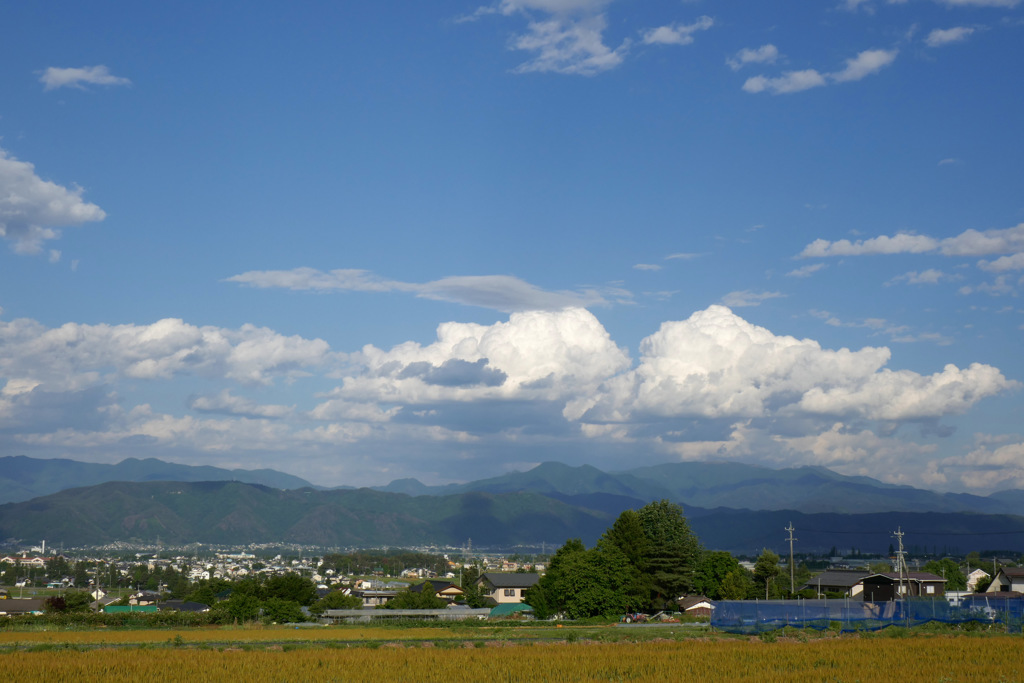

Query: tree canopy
383;584;447;610
524;500;704;618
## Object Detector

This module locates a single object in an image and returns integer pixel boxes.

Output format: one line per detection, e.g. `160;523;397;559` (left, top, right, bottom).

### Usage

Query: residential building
860;572;945;601
476;572;539;605
966;568;989;592
677;596;714;618
409;580;464;603
985;567;1024;593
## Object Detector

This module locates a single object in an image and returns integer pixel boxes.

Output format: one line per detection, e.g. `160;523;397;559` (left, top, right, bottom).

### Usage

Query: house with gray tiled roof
475;572;539;605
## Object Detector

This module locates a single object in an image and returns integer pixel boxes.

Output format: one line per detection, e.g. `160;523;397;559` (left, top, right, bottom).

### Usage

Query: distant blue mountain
376;460;1019;516
0;455;313;504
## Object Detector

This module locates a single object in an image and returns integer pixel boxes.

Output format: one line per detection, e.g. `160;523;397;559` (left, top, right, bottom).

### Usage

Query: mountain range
0;455;313;505
376;461;1017;516
3;456;1024;554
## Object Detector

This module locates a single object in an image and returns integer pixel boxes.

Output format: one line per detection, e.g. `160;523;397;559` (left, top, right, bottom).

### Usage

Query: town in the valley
2;533;1022;624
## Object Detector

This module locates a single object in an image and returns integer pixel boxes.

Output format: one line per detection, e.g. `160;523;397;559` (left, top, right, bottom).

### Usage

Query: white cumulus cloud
925;26;976;47
830;49;898;83
0;148;106;253
743;48;897;95
727;44;779;71
743;69;827;95
338;307;631;405
0;317;333;392
564;305;1014;424
641;16;713;46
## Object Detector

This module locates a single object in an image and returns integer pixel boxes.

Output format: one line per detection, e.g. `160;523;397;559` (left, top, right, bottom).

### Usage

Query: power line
798;528;1024;537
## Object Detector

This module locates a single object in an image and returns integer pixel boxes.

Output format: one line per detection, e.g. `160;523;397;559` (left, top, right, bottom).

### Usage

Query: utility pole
785;522;797;595
892;527;907;599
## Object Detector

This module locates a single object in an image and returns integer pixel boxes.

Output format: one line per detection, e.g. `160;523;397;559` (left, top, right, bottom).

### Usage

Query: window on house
504;589;516;597
926;585;935;594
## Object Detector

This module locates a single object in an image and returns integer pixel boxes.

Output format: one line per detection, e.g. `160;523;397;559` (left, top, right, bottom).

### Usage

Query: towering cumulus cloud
565;305;1013;425
334;307;631;404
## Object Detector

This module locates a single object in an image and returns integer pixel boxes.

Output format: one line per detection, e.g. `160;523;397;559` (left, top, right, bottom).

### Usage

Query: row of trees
518;500;987;619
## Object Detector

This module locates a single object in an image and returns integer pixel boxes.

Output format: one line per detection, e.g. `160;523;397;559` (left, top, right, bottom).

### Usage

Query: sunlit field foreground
2;630;1023;682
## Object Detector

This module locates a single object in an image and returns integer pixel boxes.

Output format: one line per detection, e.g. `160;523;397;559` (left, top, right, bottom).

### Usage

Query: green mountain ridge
0;481;614;548
4;479;1024;554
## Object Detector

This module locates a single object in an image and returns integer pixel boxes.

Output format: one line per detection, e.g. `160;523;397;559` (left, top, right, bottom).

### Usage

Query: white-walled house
475;573;539;605
985;567;1024;593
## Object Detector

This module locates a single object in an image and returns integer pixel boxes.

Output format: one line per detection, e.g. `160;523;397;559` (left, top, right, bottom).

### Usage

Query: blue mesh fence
711;596;1024;634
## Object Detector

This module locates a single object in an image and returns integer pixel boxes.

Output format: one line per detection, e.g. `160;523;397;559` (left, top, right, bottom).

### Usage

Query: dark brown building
860;572;945;601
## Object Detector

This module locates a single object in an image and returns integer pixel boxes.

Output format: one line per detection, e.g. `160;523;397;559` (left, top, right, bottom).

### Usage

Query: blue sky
1;0;1023;492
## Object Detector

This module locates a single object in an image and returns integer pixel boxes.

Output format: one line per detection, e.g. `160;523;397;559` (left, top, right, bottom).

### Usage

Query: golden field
1;630;1022;682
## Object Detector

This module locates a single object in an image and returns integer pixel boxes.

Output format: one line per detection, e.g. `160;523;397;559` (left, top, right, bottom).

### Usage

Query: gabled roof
409;580;463;595
0;598;46;613
863;572;945;583
489;602;533;617
998;567;1024;578
678;596;714;611
802;569;870;589
478;572;540;589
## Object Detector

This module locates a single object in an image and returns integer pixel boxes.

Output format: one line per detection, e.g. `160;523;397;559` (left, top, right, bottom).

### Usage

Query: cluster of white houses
350;572;540;608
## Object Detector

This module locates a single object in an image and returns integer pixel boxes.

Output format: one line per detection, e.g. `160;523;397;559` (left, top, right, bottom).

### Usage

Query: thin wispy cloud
799;224;1024;258
886;269;959;286
510;14;630;75
39;65;131;91
466;0;712;75
787;263;826;278
720;290;785;307
227;268;619;312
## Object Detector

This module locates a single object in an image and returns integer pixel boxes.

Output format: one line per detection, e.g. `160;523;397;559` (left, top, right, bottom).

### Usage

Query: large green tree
752;549;782;599
635;500;703;607
261;597;307;623
527;500;703;618
694;551;742;600
522;538;587;619
720;568;753;600
458;564;489;608
264;574;318;606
